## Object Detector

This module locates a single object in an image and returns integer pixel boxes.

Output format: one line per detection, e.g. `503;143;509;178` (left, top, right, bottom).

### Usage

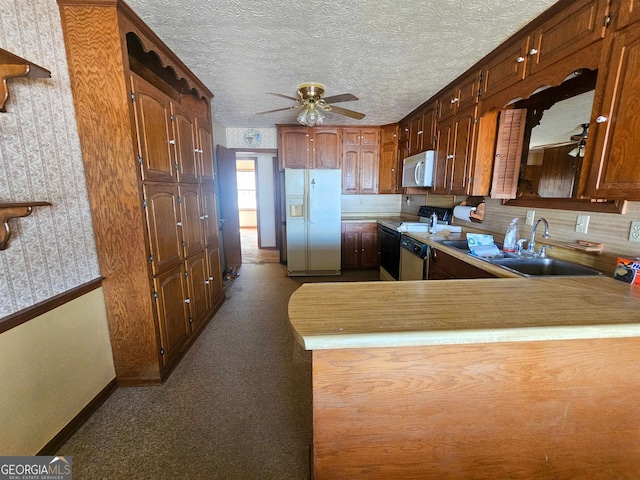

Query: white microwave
402;150;435;187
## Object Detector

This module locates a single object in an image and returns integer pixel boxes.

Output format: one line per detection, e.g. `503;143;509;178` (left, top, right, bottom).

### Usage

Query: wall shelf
0;48;51;112
0;202;51;250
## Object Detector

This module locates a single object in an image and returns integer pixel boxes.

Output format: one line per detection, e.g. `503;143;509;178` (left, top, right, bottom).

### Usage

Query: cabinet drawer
343;222;377;233
428;248;497;279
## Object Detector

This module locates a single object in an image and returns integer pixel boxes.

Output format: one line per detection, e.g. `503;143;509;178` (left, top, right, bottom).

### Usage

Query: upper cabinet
438;72;480;121
342;127;380;194
584;21;640;198
618;0;640;28
378;123;400;194
483;0;609;100
278;126;340;169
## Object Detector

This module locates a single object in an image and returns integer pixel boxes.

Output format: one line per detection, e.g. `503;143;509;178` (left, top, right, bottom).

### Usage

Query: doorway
235;156;280;264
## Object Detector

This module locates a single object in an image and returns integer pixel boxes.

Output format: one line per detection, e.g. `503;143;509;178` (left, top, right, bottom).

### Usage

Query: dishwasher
399;234;430;280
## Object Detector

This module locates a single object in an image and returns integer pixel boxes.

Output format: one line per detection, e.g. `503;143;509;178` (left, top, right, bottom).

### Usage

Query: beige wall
0;288;115;454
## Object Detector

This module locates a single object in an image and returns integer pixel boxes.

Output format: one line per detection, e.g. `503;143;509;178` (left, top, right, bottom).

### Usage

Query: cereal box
613;258;640;285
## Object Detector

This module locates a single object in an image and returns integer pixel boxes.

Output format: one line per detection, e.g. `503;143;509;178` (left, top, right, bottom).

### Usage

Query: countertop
289;276;640;350
288;233;640;350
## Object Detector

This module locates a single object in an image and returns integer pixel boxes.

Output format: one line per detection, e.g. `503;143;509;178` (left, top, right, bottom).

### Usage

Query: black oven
378;225;401;280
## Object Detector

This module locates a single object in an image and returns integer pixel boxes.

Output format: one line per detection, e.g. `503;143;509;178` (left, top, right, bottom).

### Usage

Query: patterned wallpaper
225;128;277;149
0;0;100;317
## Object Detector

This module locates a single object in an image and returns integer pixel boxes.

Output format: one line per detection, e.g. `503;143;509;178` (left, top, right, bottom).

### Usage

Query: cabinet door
341;231;359;270
202;182;220;248
450;108;476;195
421;104;437;151
312;127;341;168
360;128;380;147
482;37;529;98
280;126;310;168
428;248;497;279
359;147;379;194
379;144;399;194
438;85;458;121
618;0;640;28
153;264;190;367
179;184;205;258
457;72;479;112
587;23;640;199
206;246;224;309
342;128;362;146
527;0;608;76
197;120;215;182
185;250;209;331
131;76;175;183
380;123;398;145
172;103;198;184
342;147;359;194
408;113;423;154
433;119;454;193
360;231;379;269
144;184;183;275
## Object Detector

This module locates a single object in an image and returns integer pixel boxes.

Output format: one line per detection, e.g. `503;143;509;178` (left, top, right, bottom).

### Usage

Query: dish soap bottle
429;212;438;234
503;218;519;252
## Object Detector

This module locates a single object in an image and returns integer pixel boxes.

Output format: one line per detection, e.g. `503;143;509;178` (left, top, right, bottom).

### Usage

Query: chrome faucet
527;218;550;256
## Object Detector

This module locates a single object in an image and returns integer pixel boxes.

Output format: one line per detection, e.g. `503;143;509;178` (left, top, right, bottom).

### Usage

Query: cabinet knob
529;48;538;55
205;280;210;285
209;276;214;281
176;221;183;226
169;139;176;145
200;215;206;220
516;56;525;63
596;115;608;123
417;130;423;135
446;154;454;160
451;97;459;104
185;298;190;304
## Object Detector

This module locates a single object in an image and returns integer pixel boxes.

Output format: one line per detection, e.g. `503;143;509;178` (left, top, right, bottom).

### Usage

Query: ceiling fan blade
323;93;359;104
256;105;302;115
266;92;299;101
328;105;366;120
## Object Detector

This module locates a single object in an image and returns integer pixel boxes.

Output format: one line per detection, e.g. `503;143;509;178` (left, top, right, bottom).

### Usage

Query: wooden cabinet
278;126;341;169
427;248;497;279
438;72;479;121
618;0;640;28
585;21;640;199
434;107;477;195
58;0;225;385
341;223;379;270
378;124;400;194
482;0;608;98
342;127;379;194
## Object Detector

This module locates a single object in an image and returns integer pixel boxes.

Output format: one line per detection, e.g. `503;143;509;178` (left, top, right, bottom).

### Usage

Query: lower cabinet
342;222;379;270
427;248;497;279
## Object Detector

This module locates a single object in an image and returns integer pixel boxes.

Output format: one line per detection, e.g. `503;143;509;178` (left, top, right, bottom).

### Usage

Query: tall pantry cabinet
57;0;224;385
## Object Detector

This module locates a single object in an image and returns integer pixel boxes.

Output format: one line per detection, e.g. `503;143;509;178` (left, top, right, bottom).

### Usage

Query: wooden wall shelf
0;48;51;112
0;202;51;250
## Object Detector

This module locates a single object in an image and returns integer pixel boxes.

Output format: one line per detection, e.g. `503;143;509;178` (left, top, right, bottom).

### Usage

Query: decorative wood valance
0;48;51;112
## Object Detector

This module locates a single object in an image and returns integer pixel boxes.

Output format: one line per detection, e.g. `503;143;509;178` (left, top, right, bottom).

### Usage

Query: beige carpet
57;263;379;479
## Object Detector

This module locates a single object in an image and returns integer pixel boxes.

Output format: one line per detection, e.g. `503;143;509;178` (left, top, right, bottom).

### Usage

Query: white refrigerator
285;168;341;276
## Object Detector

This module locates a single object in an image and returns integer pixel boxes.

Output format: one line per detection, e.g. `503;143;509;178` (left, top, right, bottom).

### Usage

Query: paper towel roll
453;205;476;221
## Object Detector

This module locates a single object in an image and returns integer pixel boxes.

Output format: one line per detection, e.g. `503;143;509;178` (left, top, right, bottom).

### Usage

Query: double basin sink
436;240;602;277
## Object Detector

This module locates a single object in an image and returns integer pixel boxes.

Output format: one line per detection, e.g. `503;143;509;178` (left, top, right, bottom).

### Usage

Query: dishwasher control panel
400;235;429;259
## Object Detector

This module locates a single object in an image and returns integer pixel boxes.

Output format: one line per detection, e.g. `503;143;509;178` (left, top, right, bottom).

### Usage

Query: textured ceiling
125;0;560;128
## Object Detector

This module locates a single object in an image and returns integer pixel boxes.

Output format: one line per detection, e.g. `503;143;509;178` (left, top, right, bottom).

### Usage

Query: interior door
216;145;242;268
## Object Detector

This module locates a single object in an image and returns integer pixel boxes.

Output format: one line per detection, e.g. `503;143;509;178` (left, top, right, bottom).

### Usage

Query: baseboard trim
37;377;117;455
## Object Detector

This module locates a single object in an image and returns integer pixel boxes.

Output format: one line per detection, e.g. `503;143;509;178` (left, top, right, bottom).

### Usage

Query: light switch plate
576;215;590;234
630;221;640;243
525;210;535;226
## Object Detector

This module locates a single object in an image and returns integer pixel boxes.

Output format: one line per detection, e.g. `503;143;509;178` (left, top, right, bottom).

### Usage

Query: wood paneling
58;4;159;383
313;340;640;479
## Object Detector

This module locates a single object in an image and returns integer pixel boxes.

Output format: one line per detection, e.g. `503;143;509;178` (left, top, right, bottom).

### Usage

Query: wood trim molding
0;277;104;334
37;378;117;456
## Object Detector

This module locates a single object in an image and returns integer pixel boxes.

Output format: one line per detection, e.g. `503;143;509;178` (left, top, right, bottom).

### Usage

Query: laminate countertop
288;234;640;350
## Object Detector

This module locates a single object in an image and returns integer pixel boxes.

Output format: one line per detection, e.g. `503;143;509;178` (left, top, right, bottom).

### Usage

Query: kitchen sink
488;257;602;277
437;239;474;251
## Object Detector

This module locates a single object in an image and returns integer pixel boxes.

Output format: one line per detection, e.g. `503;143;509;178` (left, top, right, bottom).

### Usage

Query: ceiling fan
256;82;365;127
568;123;589;158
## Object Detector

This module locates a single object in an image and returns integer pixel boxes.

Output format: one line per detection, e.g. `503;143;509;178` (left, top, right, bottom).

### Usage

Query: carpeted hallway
58;263;315;479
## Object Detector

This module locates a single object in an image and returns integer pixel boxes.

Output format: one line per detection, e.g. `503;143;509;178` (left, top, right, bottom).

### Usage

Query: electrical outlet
525;210;535;226
630;221;640;243
576;215;590;234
